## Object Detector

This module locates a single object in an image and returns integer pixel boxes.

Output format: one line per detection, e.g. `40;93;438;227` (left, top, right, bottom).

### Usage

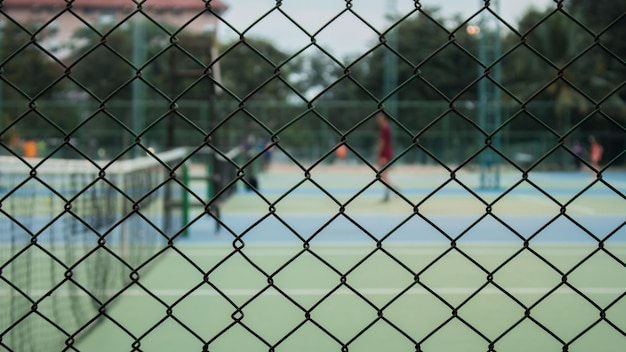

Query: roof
1;0;228;14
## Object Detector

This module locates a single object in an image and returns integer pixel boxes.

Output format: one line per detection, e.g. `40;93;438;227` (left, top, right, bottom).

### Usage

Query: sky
216;0;554;57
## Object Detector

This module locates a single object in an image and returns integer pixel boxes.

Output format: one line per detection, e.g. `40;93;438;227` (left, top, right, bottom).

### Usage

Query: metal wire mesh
0;1;625;351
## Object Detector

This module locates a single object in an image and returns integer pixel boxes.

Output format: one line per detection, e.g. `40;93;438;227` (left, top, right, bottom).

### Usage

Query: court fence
3;99;625;169
1;1;625;351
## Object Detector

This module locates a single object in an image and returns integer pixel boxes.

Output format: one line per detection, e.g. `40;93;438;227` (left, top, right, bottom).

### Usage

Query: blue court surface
178;166;626;246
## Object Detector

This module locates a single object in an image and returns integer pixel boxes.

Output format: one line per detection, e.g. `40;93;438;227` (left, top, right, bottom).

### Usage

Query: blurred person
589;135;603;173
572;140;584;170
242;134;259;190
262;139;274;170
22;138;38;158
376;112;394;201
335;143;347;164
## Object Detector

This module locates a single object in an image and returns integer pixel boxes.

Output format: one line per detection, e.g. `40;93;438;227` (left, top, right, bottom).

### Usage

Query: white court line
2;287;623;298
11;245;626;260
118;287;625;297
174;245;626;257
519;194;597;215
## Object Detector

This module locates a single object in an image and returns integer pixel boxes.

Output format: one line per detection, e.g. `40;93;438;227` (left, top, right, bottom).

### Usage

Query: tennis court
0;1;624;349
68;163;626;352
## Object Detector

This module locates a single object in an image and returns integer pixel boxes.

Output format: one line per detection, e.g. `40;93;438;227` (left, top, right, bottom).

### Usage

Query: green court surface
73;165;626;351
74;242;626;352
4;164;625;351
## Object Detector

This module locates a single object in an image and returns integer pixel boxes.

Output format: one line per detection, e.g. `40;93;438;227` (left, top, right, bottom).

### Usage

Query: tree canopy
1;4;623;160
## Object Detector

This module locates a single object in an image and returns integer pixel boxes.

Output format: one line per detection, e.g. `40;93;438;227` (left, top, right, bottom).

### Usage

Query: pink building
1;0;228;56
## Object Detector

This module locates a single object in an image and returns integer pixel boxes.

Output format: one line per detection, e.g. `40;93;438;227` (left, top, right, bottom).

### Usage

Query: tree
1;22;67;144
567;0;626;103
1;23;62;101
216;37;296;102
69;26;136;101
499;5;626;168
503;6;624;123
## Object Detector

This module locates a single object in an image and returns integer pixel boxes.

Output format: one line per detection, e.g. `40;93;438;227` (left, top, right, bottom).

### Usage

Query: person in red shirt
376;112;394;201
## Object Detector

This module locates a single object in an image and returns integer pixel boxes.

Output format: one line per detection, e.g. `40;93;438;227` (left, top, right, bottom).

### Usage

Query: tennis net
0;148;187;351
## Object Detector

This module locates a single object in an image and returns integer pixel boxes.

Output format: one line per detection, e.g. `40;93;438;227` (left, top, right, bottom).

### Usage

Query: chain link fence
1;1;625;351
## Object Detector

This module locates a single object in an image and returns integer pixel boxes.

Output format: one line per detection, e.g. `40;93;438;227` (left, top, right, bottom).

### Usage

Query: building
1;0;228;57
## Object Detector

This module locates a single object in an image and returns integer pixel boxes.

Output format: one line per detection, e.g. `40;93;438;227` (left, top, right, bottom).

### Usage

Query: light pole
469;0;502;190
132;16;146;157
383;0;398;119
0;21;4;152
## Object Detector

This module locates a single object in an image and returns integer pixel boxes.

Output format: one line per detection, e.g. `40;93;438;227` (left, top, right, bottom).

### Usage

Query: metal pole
132;17;146;157
383;0;398;118
478;0;501;190
0;22;4;149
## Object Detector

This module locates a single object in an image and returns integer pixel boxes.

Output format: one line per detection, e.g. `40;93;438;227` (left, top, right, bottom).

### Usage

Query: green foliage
567;0;626;102
1;23;62;101
292;8;480;103
70;27;135;100
217;37;296;101
503;5;625;111
0;5;622;159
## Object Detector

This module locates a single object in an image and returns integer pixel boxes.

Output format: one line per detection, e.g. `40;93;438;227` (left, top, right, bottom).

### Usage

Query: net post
181;161;190;237
207;152;214;200
208;151;221;233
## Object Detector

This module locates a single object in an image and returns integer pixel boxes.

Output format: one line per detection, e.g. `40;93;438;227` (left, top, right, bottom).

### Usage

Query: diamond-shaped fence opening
1;1;624;351
531;284;605;341
420;317;490;352
495;318;565;351
457;288;527;340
